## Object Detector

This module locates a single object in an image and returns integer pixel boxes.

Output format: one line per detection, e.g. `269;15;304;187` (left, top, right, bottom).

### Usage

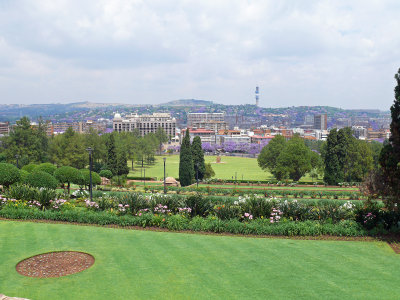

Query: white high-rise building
113;113;176;138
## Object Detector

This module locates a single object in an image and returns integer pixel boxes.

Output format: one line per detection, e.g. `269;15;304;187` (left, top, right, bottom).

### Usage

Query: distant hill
158;99;214;106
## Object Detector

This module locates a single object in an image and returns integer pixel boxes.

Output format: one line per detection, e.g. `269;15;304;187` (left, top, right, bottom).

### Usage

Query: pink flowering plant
177;207;192;218
49;199;73;211
85;199;100;210
363;212;377;229
117;203;130;215
270;208;283;223
242;212;253;221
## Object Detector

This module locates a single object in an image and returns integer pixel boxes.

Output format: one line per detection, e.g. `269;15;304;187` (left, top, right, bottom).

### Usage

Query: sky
0;0;400;109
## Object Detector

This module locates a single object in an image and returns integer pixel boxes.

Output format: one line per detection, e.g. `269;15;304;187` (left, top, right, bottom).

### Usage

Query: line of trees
0;118;170;177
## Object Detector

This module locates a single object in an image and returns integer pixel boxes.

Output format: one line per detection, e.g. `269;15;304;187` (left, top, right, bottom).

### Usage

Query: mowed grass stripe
1;221;400;299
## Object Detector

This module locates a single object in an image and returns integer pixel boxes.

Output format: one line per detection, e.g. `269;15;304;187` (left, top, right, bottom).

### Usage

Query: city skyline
1;1;400;109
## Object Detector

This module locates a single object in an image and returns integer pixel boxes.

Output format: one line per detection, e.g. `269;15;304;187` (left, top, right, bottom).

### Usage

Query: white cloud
0;0;399;109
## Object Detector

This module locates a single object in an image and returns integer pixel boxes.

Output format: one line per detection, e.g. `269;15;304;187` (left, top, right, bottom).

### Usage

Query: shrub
4;184;38;201
77;169;101;187
185;193;212;217
19;170;30;183
99;169;113;179
167;214;189;230
116;193;148;214
25;171;59;189
0;163;21;187
213;204;242;220
54;166;82;194
3;184;58;208
21;163;38;173
35;163;57;175
111;175;127;186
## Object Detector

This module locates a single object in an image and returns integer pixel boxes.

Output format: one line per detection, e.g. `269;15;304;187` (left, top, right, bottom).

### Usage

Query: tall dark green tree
191;136;206;181
323;129;343;185
106;133;118;175
378;68;400;206
179;129;194;186
116;149;130;176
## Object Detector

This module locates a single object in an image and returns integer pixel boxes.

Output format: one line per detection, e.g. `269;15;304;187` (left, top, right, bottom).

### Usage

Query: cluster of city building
0;111;390;150
112;112;390;147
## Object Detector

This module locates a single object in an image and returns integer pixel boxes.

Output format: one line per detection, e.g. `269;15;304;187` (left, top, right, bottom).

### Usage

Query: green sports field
1;221;399;299
129;155;320;182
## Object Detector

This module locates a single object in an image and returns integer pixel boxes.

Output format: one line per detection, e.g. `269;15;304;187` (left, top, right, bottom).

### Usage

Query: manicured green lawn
1;221;399;299
129;155;321;182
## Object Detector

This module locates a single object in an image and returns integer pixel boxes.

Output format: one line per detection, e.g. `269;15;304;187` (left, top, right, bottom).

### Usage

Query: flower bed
0;188;398;237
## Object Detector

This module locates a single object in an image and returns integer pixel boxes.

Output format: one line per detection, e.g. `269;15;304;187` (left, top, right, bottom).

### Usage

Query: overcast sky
0;0;399;109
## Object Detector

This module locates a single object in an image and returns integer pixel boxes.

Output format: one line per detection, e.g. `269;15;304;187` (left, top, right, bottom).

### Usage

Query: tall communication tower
255;86;259;106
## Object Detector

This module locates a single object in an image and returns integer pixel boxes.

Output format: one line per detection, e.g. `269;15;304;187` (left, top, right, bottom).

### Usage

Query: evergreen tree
179;129;194;186
191;136;206;181
323;128;342;185
379;68;400;206
106;133;118;175
116;149;130;176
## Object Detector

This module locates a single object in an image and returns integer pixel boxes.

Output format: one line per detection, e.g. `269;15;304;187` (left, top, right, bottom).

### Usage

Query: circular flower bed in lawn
16;251;95;278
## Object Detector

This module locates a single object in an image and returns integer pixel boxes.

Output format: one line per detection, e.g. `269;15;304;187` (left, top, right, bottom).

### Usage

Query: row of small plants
145;186;365;200
202;178;361;186
0;185;397;236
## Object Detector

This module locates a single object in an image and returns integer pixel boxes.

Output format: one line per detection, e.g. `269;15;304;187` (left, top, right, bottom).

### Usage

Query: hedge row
126;176;156;181
0;207;368;237
147;186;365;200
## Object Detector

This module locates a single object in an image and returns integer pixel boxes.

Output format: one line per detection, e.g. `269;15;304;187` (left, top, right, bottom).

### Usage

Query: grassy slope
129;155;320;182
1;221;399;299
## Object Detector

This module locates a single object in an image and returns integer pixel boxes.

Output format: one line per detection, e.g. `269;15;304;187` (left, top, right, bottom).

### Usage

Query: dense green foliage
179;129;194;186
258;135;286;179
24;171;58;189
204;162;215;179
378;68;400;207
49;127;87;168
324;128;373;185
258;135;315;181
105;133;118;175
21;163;38;173
99;169;113;179
35;162;57;175
1;117;48;165
116;149;130;177
0;163;21;187
192;136;206;181
54;166;82;194
77;169;101;188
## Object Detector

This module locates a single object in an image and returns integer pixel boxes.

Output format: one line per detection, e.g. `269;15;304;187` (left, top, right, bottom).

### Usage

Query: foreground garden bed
0;206;375;237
